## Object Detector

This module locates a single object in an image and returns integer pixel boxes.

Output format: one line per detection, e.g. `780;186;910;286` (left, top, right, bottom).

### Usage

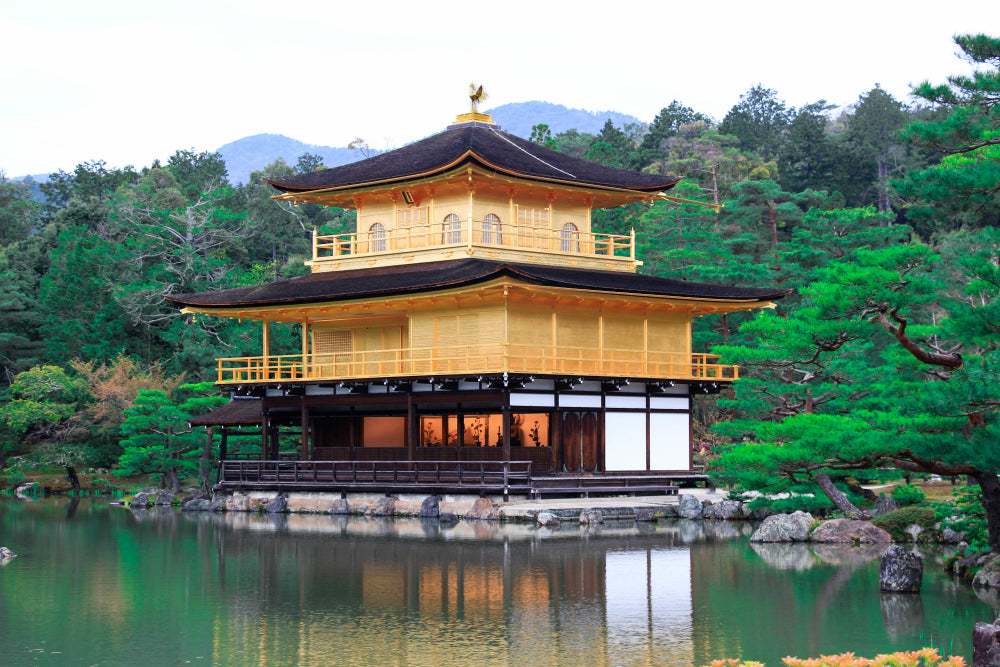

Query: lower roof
167;259;791;310
188;398;262;426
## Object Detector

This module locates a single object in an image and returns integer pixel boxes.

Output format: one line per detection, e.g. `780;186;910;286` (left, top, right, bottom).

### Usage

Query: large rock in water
702;499;745;520
750;511;814;542
265;493;288;514
0;546;16;560
810;519;892;543
372;496;397;516
676;495;703;519
182;498;212;512
974;558;1000;589
130;492;153;508
464;498;499;521
329;498;351;515
419;496;440;518
974;618;1000;667
880;545;923;592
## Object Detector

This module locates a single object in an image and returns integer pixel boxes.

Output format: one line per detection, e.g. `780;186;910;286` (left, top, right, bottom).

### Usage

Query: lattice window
368;222;386;252
443;213;462;244
396;207;427;229
481;213;502;244
560;222;579;252
313;330;353;355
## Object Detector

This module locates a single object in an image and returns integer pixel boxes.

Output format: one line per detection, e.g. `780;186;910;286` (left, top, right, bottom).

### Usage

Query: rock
330;499;351;515
265;493;288;514
752;506;775;520
957;541;970;555
579;510;603;525
209;495;228;512
704;499;744;520
810;519;892;543
537;512;561;527
130;492;153;508
750;511;814;542
419;496;440;518
0;547;16;559
676;495;703;520
942;527;967;543
873;495;898;516
973;619;1000;667
660;504;679;518
953;551;997;580
880;545;923;592
904;524;924;542
438;512;458;525
974;558;1000;589
153;490;175;506
182;498;212;512
634;508;657;522
464;498;499;521
226;493;262;512
15;482;39;496
373;496;397;516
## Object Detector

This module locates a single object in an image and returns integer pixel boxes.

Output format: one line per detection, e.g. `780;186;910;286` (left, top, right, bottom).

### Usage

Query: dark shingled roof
189;398;262;426
168;259;791;309
266;125;681;193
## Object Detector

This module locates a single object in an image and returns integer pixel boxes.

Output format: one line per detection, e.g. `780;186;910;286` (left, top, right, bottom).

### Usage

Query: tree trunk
164;467;181;493
971;471;1000;553
815;470;872;519
65;466;81;492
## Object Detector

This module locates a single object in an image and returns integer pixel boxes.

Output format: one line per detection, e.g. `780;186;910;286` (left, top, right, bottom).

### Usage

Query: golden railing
311;218;634;262
215;345;738;384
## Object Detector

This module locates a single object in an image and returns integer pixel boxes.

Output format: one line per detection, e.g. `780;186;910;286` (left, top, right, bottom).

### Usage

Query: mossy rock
871;505;940;542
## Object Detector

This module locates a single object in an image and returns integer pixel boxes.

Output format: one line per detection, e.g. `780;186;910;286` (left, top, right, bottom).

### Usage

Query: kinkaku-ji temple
169;95;789;499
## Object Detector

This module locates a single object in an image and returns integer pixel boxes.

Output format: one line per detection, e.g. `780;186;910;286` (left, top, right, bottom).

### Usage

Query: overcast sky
1;0;995;177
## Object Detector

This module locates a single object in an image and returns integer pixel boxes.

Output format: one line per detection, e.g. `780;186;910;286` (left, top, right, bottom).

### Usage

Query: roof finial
469;83;488;112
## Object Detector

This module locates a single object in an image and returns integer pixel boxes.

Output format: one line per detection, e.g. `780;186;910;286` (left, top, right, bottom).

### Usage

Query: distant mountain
216;134;358;184
485;101;644;139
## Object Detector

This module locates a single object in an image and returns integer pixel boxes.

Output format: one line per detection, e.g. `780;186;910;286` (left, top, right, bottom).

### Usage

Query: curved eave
266;150;681;198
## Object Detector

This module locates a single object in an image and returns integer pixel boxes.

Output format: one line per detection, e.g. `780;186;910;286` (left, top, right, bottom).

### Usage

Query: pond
0;497;994;666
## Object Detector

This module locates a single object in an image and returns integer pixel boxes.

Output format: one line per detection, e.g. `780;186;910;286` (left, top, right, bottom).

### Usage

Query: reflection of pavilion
204;518;694;665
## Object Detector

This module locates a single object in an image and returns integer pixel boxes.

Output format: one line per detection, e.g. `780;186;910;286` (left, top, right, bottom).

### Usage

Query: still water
0;497;993;666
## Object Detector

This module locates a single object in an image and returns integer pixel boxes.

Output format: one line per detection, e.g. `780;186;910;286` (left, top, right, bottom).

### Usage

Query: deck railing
311;218;634;263
215;345;738;384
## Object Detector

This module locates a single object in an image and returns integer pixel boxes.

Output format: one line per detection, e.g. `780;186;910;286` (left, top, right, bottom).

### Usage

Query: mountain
485;101;643;138
216;134;358;185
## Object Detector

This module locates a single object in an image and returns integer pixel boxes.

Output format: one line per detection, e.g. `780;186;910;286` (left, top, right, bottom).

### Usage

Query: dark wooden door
561;412;599;473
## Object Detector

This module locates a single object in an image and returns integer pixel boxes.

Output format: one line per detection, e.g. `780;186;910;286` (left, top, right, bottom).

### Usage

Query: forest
0;35;997;543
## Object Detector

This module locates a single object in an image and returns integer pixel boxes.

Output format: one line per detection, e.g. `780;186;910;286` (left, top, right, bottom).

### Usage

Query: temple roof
188;398;262;426
266;124;681;194
168;259;791;309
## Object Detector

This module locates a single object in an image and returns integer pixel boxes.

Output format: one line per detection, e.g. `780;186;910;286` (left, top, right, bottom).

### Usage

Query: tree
843;86;908;213
896;34;1000;229
635;100;709;170
529;123;558;150
779;102;839;194
166;150;229;202
0;172;44;245
718;85;793;161
0;365;83;467
113;383;225;491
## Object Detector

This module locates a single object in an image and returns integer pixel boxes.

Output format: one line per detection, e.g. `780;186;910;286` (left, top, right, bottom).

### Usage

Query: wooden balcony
214;345;738;384
308;218;639;272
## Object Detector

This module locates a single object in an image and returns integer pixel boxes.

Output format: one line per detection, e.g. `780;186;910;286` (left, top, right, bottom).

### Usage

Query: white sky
1;0;995;176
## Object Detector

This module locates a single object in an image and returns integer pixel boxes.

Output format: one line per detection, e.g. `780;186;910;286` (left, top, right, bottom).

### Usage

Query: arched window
560;222;579;252
481;213;502;244
369;222;386;252
443;214;462;244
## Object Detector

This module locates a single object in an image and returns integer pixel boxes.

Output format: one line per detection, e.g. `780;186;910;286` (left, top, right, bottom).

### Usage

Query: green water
0;497;993;666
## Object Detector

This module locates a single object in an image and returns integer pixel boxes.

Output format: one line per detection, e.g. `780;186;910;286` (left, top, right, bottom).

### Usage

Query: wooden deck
215;459;702;499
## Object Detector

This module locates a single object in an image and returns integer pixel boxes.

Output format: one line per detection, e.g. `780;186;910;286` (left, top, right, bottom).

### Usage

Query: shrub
936;486;988;551
891;484;927;506
870;505;938;542
702;647;965;666
747;494;835;516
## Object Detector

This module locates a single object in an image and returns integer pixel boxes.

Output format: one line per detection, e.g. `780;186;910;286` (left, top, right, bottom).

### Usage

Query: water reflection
0;498;993;666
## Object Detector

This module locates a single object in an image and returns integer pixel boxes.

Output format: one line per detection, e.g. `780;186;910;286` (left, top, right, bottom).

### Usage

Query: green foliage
935;486;989;551
870;504;938;542
890;484;927;506
746;493;834;516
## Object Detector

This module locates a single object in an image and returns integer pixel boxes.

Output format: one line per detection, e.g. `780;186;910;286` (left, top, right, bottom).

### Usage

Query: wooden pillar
262;320;271;380
219;428;228;460
407;394;416;461
261;410;269;460
501;395;511;463
300;398;309;460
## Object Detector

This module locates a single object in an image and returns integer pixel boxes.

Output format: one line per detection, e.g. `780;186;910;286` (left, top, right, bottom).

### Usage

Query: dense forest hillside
0;35;997;539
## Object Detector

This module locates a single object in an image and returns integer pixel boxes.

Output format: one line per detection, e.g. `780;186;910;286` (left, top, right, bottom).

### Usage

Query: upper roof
168;259;791;309
266;124;682;194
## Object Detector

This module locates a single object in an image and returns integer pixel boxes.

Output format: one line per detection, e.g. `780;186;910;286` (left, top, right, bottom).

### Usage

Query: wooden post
407;394;416;461
502;397;511;463
300;398;309;460
262;320;271;380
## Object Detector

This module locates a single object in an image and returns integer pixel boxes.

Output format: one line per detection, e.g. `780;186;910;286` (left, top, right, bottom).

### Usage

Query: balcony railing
311;218;635;263
214;345;738;384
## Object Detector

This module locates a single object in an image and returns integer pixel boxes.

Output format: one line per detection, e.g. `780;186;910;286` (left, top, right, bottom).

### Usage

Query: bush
891;484;927;506
870;505;938;542
747;494;835;516
4;469;26;487
702;647;965;666
936;486;988;551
